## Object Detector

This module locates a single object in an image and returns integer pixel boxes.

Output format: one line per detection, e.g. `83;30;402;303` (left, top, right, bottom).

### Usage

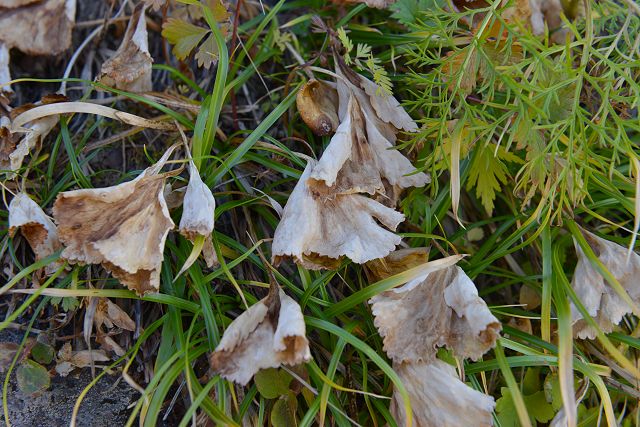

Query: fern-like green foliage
405;0;640;221
337;27;393;95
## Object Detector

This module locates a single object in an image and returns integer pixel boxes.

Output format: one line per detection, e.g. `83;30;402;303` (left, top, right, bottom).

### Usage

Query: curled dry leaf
296;79;339;136
99;4;152;92
94;298;135;332
55;342;110;377
0;43;11;96
369;251;501;363
209;288;311;385
8;192;62;274
391;360;496;427
1;106;59;177
53;146;178;295
571;229;640;339
336;60;418;134
179;161;215;240
308;94;429;197
368;251;499;427
0;0;75;56
272;160;405;270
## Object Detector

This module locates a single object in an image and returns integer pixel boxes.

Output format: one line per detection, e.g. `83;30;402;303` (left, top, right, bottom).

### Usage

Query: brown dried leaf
55;342;110;377
210;288;311;385
0;0;75;55
94;298;135;332
8;192;62;274
271;160;405;270
571;229;640;339
391;360;495;427
1;112;58;177
365;247;429;281
308;94;429;197
296;79;339;136
99;4;152;92
370;252;501;363
53;146;177;295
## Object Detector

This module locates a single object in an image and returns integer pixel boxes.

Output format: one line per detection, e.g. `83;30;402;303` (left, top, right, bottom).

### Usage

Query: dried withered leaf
1;112;58;177
53;146;177;295
179;160;215;240
94;298;135;332
331;0;395;9
391;360;496;427
370;252;501;363
296;79;339;136
308;94;429;197
0;0;76;56
365;247;429;281
357;73;418;133
571;229;640;339
0;43;11;96
8;192;62;274
271;160;405;270
99;3;152;92
55;343;109;377
210;288;311;385
0;0;40;7
530;0;567;43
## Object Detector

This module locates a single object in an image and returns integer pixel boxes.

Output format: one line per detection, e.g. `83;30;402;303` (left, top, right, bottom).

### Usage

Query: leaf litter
0;0;638;426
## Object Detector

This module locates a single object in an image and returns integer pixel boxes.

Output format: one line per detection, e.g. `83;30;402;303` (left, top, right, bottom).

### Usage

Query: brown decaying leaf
296;79;340;136
99;3;152;92
390;360;496;427
1;108;58;177
571;228;640;339
53;146;178;295
94;298;136;332
0;0;76;56
55;342;110;377
8;192;62;274
308;94;429;197
209;288;311;385
369;252;501;363
271;160;405;270
368;251;500;427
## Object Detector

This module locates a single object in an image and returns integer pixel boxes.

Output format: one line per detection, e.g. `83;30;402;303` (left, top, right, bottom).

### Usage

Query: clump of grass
1;0;639;426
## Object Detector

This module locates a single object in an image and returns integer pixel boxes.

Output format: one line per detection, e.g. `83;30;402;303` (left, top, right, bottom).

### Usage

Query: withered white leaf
272;160;405;270
296;79;340;136
179;160;215;240
0;43;12;96
0;0;76;56
369;251;501;363
336;60;418;135
99;3;152;92
53;146;178;296
357;73;418;133
308;94;429;197
391;360;496;427
8;192;62;274
209;288;311;385
571;229;640;339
